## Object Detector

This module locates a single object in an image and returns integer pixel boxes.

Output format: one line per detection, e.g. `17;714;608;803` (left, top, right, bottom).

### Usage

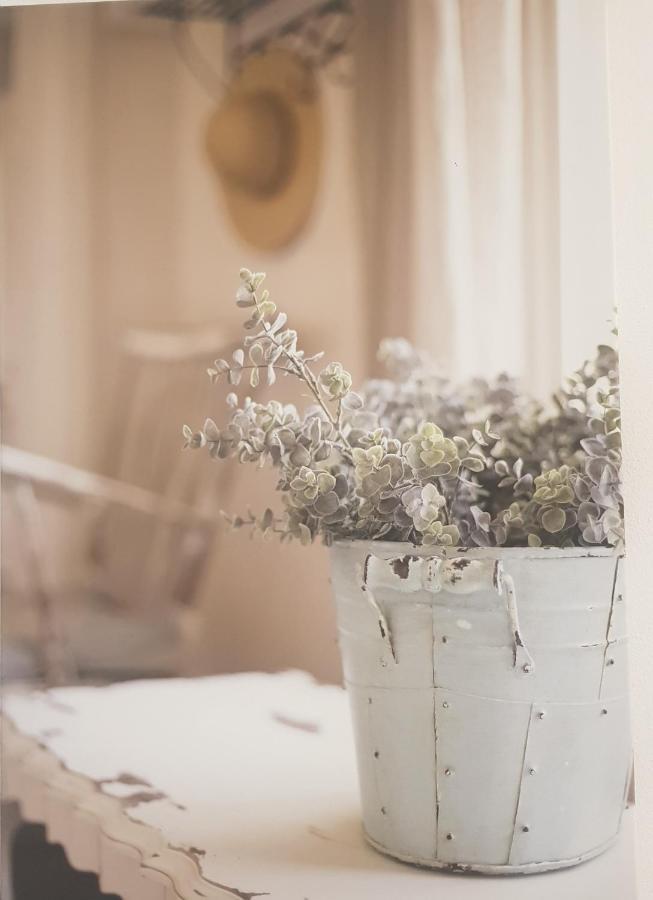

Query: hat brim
206;49;322;252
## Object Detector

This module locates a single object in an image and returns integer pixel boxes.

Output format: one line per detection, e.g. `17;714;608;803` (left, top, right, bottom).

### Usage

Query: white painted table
1;672;637;900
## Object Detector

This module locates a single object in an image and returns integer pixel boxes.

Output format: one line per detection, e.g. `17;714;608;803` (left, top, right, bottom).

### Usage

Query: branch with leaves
206;269;353;457
184;270;624;551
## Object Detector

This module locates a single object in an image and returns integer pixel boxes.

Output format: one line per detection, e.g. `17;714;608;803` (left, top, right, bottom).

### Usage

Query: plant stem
448;440;480;522
252;293;354;457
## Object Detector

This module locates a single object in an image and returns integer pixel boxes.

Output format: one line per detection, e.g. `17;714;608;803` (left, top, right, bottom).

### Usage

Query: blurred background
0;0;616;686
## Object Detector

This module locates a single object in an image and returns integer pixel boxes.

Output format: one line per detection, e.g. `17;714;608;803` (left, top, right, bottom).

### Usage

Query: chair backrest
88;323;238;611
1;323;237;683
1;442;221;682
109;324;231;506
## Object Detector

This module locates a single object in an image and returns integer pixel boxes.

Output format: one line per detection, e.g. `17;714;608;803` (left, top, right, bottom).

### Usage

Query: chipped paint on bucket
329;541;631;875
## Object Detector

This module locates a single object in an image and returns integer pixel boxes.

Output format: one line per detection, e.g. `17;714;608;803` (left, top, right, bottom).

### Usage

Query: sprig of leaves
184;270;623;551
207;269;352;456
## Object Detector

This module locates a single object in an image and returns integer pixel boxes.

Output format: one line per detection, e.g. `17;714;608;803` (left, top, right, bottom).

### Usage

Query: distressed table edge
1;714;244;900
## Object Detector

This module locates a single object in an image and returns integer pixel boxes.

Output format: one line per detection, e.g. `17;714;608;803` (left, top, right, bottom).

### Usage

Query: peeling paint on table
2;672;637;900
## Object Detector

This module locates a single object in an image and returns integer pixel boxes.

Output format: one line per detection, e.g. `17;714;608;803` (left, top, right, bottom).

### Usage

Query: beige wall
2;5;96;468
2;3;365;682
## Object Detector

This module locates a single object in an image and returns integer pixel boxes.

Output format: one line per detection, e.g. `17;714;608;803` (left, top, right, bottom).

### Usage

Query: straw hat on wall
206;49;322;251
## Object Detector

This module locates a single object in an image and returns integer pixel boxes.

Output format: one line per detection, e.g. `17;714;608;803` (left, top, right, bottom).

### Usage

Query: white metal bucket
329;541;630;874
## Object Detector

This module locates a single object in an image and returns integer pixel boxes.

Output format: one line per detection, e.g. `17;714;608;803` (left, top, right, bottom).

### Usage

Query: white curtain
354;0;615;396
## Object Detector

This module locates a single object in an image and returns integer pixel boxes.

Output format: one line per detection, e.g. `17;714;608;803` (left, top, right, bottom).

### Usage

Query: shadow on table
200;808;637;891
200;811;485;877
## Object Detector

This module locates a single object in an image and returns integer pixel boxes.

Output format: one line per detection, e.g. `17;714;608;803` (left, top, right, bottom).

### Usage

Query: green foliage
185;270;624;550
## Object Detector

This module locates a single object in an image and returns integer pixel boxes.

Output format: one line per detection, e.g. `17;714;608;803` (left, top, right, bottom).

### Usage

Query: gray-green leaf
542;507;566;533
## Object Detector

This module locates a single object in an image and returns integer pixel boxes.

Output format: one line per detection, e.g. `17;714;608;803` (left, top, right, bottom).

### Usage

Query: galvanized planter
329;541;631;875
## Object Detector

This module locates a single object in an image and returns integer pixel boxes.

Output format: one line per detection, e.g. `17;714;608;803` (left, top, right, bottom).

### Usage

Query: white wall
607;0;653;890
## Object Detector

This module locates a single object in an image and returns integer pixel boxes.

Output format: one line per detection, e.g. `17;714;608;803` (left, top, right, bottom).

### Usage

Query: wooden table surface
1;672;637;900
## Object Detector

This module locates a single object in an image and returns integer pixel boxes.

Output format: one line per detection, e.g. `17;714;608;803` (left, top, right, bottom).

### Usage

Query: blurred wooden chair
1;324;235;685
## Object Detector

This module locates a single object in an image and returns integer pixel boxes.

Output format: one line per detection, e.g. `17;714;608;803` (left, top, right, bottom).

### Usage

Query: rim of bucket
331;539;622;560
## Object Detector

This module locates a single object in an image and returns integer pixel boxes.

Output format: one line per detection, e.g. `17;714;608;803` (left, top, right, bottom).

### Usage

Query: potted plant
184;269;629;875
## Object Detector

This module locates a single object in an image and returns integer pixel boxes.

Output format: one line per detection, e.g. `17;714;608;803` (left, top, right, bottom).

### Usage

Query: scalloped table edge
2;716;257;900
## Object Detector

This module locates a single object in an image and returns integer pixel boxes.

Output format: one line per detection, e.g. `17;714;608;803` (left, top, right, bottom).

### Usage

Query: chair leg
12;482;77;685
